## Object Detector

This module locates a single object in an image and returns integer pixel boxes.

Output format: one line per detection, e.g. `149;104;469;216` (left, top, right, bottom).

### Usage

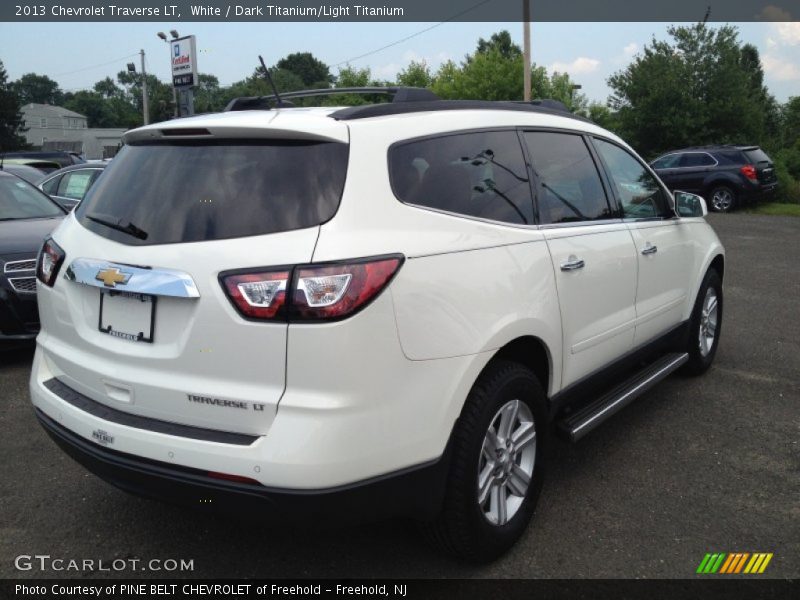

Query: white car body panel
29;103;725;492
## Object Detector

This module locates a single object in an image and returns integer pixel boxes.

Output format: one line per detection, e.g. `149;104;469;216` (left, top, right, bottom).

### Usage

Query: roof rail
224;86;439;111
512;99;572;113
330;99;593;123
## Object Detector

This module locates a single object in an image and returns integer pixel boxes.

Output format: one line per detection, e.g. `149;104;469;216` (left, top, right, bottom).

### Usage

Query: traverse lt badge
95;267;132;288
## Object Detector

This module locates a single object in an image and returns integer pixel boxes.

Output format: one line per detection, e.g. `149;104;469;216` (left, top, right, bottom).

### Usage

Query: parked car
1;158;61;174
38;163;108;210
0;171;66;342
0;163;49;184
0;150;84;169
650;145;778;212
30;89;724;562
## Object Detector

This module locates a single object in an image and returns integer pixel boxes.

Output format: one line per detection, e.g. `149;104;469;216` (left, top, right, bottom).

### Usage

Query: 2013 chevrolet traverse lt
30;88;724;562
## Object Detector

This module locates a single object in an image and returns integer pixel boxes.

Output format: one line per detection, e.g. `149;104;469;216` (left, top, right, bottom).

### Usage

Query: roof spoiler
224;86;439;111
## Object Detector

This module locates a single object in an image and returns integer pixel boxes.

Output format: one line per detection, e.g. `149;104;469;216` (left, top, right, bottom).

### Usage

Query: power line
330;0;493;68
51;53;140;78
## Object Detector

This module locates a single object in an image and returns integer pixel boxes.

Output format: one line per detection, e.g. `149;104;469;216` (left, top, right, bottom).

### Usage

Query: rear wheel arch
491;336;551;399
709;254;724;282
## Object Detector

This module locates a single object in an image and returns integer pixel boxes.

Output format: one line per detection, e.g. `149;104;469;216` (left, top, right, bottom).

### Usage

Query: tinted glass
41;175;61;195
389;131;533;224
0;176;64;220
681;153;716;167
743;148;771;164
652;154;681;169
523;132;611;224
716;150;745;165
77;141;349;245
593;139;672;219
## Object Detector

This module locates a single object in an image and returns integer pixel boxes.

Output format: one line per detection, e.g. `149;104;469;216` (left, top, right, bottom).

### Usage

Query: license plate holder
98;290;156;343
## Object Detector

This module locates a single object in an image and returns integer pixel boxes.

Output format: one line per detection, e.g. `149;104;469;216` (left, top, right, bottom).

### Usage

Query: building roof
21;103;87;120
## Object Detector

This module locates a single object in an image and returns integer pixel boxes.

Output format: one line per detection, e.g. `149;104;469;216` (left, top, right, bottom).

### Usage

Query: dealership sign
170;35;198;87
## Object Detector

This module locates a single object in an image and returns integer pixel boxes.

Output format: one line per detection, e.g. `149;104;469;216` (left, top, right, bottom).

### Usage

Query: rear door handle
641;244;658;255
560;257;585;271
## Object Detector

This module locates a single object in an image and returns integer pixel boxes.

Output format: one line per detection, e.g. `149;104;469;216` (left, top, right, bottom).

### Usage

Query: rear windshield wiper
85;213;148;240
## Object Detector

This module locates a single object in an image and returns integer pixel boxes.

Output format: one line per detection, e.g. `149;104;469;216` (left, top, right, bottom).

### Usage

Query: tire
708;185;736;213
683;268;723;376
426;360;547;563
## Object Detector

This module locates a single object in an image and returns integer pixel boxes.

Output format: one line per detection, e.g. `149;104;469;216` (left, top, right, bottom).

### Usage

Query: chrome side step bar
559;352;689;442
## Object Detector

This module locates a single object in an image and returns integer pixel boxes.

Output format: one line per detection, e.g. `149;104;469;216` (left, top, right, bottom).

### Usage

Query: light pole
570;84;582;106
127;58;149;125
157;30;179;117
523;1;531;102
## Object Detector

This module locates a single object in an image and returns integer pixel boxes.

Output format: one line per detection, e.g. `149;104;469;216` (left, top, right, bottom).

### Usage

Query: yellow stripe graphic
758;553;773;574
744;554;761;574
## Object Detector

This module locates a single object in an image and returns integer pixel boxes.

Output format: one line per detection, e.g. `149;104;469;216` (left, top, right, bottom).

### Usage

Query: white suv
30;89;724;562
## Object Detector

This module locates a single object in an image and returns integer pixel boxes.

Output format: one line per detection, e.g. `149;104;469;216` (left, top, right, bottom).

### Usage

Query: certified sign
170;35;198;88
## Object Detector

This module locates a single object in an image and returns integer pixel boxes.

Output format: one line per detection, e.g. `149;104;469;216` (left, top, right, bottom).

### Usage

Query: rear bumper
35;407;450;522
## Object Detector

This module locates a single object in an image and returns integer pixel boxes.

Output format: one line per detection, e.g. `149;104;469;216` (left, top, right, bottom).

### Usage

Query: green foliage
117;70;175;124
474;31;521;59
0;60;28;150
276;52;333;88
397;60;434;88
11;73;64;105
608;24;774;158
432;50;524;100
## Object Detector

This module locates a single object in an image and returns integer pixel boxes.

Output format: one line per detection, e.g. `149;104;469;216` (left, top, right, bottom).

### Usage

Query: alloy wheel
477;399;536;526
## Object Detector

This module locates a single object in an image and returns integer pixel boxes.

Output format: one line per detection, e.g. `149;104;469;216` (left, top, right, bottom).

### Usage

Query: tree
475;30;521;60
396;60;434;89
0;60;28;150
275;52;333;88
117;70;174;124
431;40;585;107
12;73;64;105
63;91;118;128
608;24;774;157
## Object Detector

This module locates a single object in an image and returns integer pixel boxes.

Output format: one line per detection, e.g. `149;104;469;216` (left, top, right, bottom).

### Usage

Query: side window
41;175;61;195
523;131;612;224
593;138;673;220
681;153;715;167
57;170;95;200
652;154;681;169
389;131;533;225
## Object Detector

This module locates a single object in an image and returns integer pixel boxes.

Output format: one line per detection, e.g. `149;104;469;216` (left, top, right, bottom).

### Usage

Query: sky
1;21;799;104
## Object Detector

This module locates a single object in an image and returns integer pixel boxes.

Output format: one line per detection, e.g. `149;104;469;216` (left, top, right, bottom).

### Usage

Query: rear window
743;148;771;164
389;131;534;225
76;140;349;245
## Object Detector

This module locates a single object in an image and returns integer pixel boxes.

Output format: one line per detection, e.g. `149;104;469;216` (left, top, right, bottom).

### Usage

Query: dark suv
651;145;777;212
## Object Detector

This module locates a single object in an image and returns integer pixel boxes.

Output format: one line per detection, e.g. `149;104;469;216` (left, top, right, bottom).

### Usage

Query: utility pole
140;49;149;125
523;1;531;102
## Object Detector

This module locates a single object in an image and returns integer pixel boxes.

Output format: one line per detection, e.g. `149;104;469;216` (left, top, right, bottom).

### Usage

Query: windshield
0;176;64;220
76;140;349;245
743;148;771;164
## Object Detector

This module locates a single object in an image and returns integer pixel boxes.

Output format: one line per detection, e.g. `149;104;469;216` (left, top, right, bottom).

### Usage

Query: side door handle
560;257;585;271
641;243;658;255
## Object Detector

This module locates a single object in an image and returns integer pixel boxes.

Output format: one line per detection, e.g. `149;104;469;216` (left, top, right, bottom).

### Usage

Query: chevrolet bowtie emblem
95;267;131;288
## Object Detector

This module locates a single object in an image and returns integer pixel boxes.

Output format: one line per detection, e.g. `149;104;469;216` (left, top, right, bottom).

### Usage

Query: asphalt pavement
1;213;797;579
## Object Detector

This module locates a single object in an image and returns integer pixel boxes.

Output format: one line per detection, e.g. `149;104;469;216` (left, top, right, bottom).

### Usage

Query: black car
651;145;778;212
37;162;108;210
0;151;85;169
0;171;66;341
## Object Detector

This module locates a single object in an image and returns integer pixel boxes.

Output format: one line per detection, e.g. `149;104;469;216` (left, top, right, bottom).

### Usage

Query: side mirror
674;191;707;218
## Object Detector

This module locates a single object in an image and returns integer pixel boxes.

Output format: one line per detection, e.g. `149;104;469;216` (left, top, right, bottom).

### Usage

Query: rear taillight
221;269;290;320
220;255;403;323
36;238;65;287
740;164;758;182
